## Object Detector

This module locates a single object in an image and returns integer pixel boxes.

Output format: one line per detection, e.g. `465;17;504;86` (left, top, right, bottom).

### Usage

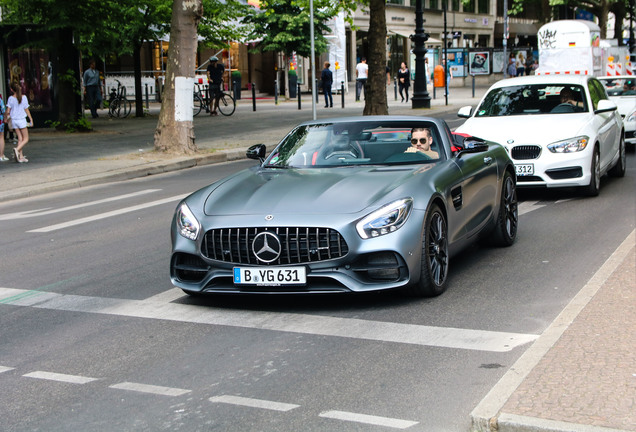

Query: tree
363;0;388;115
245;0;354;96
0;0;112;125
153;0;203;154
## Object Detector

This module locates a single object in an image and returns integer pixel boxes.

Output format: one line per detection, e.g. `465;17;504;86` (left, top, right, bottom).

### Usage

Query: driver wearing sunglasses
406;127;438;159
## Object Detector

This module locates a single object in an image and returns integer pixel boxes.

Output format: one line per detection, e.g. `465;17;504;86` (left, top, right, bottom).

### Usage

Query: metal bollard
315;79;319;104
341;82;345;108
298;83;301;110
205;85;210;112
433;86;436;100
145;83;149;109
274;80;279;105
471;74;475;98
394;77;398;101
252;83;256;111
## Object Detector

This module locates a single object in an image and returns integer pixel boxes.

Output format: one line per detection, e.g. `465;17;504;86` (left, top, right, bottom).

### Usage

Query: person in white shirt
5;82;34;163
355;58;368;101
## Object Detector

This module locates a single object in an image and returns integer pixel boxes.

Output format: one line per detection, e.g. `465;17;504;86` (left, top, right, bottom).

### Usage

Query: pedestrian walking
507;57;517;78
525;53;535;75
442;60;453;96
0;94;7;162
321;61;333;108
83;60;102;118
355;58;368;101
397;62;410;102
5;82;34;163
515;52;526;77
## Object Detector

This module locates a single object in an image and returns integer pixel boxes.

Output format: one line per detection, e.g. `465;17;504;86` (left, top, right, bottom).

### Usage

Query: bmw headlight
547;136;589;153
627;111;635;123
176;203;200;240
356;198;413;239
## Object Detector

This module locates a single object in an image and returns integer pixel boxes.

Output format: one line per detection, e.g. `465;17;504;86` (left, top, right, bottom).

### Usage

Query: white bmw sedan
457;75;626;196
598;76;636;148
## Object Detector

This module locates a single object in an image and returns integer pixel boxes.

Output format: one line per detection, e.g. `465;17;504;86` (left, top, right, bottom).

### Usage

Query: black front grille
202;227;349;265
511;145;541;160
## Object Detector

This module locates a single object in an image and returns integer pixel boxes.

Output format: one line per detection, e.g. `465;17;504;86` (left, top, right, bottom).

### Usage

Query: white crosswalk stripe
0;287;537;352
23;371;99;384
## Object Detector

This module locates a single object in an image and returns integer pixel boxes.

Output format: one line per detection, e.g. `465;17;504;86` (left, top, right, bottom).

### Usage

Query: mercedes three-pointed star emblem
252;231;282;263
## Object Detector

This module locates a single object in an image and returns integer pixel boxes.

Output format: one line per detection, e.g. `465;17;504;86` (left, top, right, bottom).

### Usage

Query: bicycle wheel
108;99;121;118
193;94;203;117
218;93;236;116
120;98;132;118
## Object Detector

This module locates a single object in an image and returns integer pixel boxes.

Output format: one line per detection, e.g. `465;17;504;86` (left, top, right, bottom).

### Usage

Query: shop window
7;48;53;112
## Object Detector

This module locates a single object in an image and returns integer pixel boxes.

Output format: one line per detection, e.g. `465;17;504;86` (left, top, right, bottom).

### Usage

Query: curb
470;230;636;432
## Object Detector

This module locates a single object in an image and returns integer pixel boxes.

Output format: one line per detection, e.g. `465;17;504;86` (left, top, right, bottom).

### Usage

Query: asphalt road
0;148;634;431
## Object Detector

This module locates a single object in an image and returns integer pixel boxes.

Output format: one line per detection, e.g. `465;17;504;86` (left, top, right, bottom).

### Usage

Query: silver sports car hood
204;166;427;216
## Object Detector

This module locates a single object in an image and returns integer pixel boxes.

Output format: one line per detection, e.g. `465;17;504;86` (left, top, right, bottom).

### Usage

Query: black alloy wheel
410;204;448;297
492;171;518;246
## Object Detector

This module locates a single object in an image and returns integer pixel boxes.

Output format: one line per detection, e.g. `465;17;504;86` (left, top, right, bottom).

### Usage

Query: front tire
583;145;600;197
491;171;518;246
609;135;626;178
409;205;448;297
218;94;236;116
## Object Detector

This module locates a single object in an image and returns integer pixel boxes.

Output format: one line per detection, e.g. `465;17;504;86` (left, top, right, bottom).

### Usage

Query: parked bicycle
193;83;235;117
108;79;132;118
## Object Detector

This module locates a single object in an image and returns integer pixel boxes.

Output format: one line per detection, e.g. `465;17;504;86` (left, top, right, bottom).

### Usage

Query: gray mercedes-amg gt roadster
171;116;518;297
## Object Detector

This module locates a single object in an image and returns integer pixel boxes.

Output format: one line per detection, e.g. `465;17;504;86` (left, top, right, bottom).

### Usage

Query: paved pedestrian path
0;80;634;432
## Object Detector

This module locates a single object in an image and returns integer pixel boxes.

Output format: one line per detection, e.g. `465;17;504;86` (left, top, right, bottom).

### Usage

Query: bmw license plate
233;267;307;286
515;164;534;176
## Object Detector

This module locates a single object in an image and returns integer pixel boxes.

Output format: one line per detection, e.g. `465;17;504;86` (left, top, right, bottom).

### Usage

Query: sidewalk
1;81;634;432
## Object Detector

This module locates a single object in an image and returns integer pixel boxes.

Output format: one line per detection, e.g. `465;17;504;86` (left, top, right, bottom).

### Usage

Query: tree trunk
598;0;610;39
134;43;144;117
57;28;81;126
363;0;388;116
154;0;203;154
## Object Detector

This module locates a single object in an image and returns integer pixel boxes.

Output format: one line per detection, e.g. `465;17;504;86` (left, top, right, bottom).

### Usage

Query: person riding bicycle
206;56;225;116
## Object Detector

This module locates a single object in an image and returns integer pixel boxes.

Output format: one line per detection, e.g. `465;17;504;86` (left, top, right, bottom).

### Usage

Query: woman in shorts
5;82;33;163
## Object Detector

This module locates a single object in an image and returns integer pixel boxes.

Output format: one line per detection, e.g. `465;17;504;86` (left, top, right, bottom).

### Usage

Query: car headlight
547;136;589;153
627;111;635;123
176;203;200;240
356;198;413;239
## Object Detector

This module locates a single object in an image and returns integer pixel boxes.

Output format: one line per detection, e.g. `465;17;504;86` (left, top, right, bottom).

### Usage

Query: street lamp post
410;0;431;108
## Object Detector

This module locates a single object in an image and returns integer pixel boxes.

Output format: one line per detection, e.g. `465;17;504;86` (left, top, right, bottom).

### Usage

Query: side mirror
456;139;488;158
595;99;617;114
458;106;473;118
246;144;266;162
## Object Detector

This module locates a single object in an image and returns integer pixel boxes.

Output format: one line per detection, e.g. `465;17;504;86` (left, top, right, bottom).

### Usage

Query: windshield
475;84;588;117
264;121;444;168
599;78;636;96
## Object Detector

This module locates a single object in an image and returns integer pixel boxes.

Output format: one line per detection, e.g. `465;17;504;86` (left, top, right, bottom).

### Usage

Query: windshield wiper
262;164;289;169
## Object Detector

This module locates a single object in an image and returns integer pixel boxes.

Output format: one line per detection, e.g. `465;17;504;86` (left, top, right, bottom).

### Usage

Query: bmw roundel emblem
265;215;274;221
507;139;515;144
252;231;282;263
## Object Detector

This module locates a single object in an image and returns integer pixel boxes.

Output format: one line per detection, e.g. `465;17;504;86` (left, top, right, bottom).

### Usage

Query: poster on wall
7;48;53;111
445;49;465;77
492;50;505;74
469;52;490;75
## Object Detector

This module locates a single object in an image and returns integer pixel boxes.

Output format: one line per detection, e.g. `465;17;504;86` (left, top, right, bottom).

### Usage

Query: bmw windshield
475;84;588;117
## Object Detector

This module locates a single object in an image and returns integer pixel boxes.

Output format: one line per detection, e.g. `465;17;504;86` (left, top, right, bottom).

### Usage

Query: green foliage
245;0;355;58
45;116;92;132
58;69;82;96
199;0;252;50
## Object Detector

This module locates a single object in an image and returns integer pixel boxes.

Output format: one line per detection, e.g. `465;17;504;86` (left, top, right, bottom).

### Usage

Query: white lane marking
319;410;418;429
144;288;186;303
0;366;15;374
28;194;187;233
0;189;162;221
23;371;99;384
517;200;547;216
0;288;537;352
210;395;299;412
109;381;191;397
